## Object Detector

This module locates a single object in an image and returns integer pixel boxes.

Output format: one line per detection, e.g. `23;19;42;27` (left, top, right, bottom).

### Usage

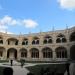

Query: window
43;36;52;44
70;32;75;42
42;47;53;58
30;48;39;58
56;34;67;43
55;47;67;58
22;39;28;45
32;37;39;45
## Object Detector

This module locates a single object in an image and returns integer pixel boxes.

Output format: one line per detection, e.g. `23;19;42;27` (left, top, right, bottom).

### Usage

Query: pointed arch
32;36;39;45
20;48;27;58
70;32;75;42
7;48;17;59
70;45;75;60
56;34;67;43
55;47;67;58
30;48;39;58
42;47;53;58
43;35;52;44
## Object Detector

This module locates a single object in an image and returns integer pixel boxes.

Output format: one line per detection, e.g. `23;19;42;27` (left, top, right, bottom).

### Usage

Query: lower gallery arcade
0;45;75;61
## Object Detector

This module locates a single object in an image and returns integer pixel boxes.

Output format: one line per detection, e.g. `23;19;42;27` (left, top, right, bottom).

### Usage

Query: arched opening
7;38;19;45
70;32;75;42
30;48;39;58
42;47;53;58
0;47;5;57
22;38;28;45
70;45;75;60
20;48;27;58
55;47;67;58
7;48;17;59
0;36;3;44
32;37;39;45
56;34;67;43
43;35;52;44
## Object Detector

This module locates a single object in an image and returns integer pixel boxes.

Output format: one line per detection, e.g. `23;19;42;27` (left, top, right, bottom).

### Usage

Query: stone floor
0;60;30;75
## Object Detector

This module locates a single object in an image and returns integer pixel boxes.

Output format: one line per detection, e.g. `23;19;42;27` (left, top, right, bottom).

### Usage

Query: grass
26;64;66;75
17;60;67;63
0;60;9;63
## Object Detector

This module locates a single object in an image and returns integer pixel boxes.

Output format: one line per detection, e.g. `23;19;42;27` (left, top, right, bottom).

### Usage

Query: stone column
39;50;43;61
52;47;56;61
3;50;7;60
67;46;70;60
27;49;31;61
17;50;20;60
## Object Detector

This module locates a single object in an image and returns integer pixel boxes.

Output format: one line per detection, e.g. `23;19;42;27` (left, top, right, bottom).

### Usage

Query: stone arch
22;38;28;45
70;32;75;42
32;36;39;45
43;35;52;44
0;47;5;58
55;47;67;58
70;45;75;60
56;34;67;43
20;48;27;58
30;48;39;58
7;38;19;45
7;48;17;59
42;47;53;58
0;36;3;44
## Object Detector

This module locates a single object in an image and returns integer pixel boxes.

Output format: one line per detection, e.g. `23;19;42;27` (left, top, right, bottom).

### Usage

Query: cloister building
0;26;75;61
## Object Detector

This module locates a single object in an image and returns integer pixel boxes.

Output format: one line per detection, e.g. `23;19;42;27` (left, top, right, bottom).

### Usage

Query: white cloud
0;15;38;33
0;15;17;26
22;19;38;28
0;15;38;28
58;0;75;10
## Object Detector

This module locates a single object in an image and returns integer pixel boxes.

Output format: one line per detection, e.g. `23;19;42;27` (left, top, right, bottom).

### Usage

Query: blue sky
0;0;75;34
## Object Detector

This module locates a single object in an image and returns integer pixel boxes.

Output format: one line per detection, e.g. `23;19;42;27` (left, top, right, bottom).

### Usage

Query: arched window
43;35;52;44
42;47;53;58
20;48;27;58
56;34;67;43
7;38;18;45
7;48;17;59
0;47;5;57
70;32;75;42
32;37;39;45
30;48;39;58
0;37;3;44
55;47;67;58
22;38;28;45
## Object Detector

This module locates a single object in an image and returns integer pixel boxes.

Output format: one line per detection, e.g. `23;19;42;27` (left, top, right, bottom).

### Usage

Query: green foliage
26;64;66;75
0;60;9;63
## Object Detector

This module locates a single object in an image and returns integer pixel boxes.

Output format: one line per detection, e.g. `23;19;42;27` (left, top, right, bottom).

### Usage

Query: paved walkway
12;66;29;75
0;61;30;75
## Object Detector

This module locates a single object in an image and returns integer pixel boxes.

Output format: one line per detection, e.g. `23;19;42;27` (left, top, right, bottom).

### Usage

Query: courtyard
0;60;74;75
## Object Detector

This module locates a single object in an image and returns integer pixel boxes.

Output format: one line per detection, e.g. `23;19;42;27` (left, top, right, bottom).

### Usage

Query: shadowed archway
70;45;75;60
7;48;17;59
30;48;39;58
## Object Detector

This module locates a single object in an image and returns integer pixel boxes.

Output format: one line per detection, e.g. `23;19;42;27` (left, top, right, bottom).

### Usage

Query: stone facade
0;27;75;61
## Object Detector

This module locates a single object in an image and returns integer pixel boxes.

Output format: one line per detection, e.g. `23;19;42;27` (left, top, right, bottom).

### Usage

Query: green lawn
0;60;9;63
26;64;66;75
